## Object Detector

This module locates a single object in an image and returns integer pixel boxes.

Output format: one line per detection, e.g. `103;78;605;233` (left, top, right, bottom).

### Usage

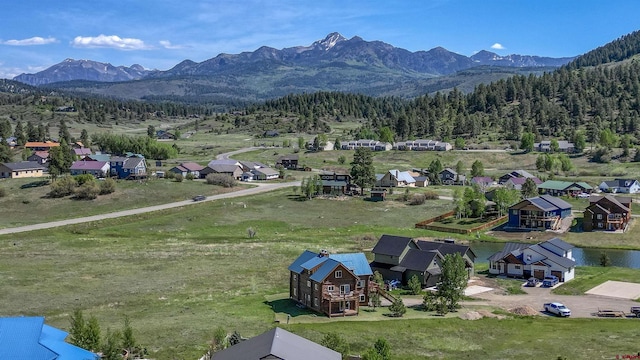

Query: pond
470;241;640;269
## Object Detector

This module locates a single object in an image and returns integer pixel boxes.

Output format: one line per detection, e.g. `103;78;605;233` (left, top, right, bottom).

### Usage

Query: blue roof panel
300;256;328;270
310;259;341;282
287;250;319;274
330;253;373;276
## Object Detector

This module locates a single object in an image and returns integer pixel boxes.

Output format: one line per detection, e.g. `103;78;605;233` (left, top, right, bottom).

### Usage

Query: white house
599;179;640;194
488;238;575;282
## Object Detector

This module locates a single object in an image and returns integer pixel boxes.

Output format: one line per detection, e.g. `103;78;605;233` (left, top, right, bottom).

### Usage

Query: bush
174;174;184;182
205;174;237;188
591;148;611;163
408;193;426;205
75;181;100;200
49;176;77;197
388;297;406;317
423;191;439;200
185;173;195;181
0;187;6;198
75;174;95;186
100;178;116;195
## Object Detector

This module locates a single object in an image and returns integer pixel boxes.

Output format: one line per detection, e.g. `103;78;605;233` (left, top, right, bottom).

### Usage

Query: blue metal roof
310;258;342;282
287;250;318;274
300;256;329;270
0;317;96;360
330;253;373;276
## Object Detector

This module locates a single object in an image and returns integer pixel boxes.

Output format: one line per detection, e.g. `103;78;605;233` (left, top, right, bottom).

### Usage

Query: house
70;160;110;177
2;136;17;147
0;316;96;360
538;180;593;197
533;140;575;153
498;170;537;185
504;176;543;191
24;141;60;151
507;195;572;230
439;168;465;185
394;139;452;151
369;234;476;287
341;139;392;151
156;130;176;140
319;172;354;195
109;156;147;179
251;167;280;180
414;176;429;187
0;161;46;179
276;154;299;170
263;130;279;137
169;162;204;178
211;327;340;360
71;147;92;159
27;151;50;166
375;170;416;187
488;238;576;282
85;153;111;162
471;176;494;189
370;187;387;201
288;250;373;317
207;159;242;168
599;179;640;194
200;164;243;179
583;195;632;232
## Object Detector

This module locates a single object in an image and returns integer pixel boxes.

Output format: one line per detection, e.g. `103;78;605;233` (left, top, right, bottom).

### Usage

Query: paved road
215;146;273;160
0;181;299;236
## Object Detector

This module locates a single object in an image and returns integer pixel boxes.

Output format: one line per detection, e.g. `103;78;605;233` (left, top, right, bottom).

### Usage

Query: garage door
551;271;563;282
534;270;545;280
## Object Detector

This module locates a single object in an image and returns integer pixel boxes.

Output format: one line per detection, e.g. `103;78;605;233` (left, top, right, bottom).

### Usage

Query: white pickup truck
544;302;571;317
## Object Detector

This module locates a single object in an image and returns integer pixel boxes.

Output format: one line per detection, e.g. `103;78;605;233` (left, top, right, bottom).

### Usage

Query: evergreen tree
437;253;468;311
80;129;90;147
408;274;422;295
85;316;101;352
69;309;87;348
0;142;12;163
350;147;376;195
520;132;535;152
388;297;406;317
102;329;122;360
14;120;26;146
521;178;539;199
58;118;71;144
470;160;484;177
320;333;350;359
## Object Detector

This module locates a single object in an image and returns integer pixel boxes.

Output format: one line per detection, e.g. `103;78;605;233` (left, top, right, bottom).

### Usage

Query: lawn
553;266;640;296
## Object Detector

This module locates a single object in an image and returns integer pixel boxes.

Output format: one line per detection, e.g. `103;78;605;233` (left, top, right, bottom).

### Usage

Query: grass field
552;266;640;296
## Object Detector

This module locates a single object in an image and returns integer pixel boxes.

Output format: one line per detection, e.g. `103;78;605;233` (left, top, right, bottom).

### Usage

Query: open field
0;177;249;228
2;186;640;358
553;266;640;296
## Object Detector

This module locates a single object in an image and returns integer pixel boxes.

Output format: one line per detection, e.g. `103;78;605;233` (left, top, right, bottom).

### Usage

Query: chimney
396;170;399;179
319;249;329;257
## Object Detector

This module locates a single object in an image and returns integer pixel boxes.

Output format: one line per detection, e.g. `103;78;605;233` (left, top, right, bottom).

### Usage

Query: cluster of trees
300;174;323;199
423;253;469;315
535;153;574;174
452;185;487;219
68;309;145;360
91;133;178;160
320;332;391;360
49;174;116;199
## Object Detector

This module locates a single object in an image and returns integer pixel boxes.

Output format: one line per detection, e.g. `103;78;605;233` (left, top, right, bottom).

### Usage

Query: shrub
174;174;184;182
75;174;96;186
75;181;100;200
185;173;195;181
388;297;406;317
0;187;6;198
100;178;116;195
591;148;611;163
205;174;237;188
49;176;77;197
409;193;426;205
423;191;439;200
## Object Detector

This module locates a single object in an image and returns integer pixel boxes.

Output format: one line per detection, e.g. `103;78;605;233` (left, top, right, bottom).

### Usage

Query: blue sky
1;0;639;79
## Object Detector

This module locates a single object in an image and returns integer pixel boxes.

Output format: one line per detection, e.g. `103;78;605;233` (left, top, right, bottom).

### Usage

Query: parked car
192;195;206;202
631;306;640;318
525;277;539;287
542;275;559;287
544;302;571;317
577;192;590;199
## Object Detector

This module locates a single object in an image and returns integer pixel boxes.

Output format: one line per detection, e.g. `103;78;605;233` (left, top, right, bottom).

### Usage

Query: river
470;241;640;268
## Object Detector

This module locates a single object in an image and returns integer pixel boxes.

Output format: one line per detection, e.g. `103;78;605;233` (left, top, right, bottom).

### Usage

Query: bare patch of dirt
509;305;539;316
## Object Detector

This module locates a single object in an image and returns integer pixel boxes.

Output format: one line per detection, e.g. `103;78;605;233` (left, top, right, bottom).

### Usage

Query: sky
2;0;640;79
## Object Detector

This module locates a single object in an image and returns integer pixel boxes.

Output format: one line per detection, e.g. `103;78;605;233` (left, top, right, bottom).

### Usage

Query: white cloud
490;43;505;50
72;34;149;50
3;37;57;46
159;40;184;50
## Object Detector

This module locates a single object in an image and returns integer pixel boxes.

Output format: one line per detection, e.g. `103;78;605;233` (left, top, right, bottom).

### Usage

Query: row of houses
339;139;452;152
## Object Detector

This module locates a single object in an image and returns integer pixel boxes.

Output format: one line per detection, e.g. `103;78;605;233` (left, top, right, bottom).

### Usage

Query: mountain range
13;33;574;102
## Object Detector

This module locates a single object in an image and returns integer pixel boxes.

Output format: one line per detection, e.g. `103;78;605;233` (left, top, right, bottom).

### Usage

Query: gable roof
399;249;440;272
122;157;145;170
329;253;373;276
387;170;415;183
506;176;542;186
588;194;631;211
288;250;318;274
72;148;92;156
25;141;60;148
1;161;45;171
30;151;50;159
70;161;109;171
371;234;414;257
309;258;344;282
416;240;476;260
0;317;96;360
179;162;204;171
487;242;531;262
206;164;241;173
541;237;574;251
527;244;576;269
515;195;571;212
538;180;593;191
208;159;241;167
212;327;340;360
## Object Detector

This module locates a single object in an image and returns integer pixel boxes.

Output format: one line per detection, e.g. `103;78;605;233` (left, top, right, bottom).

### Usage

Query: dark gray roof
416;240;476;261
399;249;440;272
528;244;576;269
539;194;572;210
212;327;340;360
542;237;574;251
487;242;531;262
206;164;241;173
371;234;414;257
123;157;145;170
1;161;45;171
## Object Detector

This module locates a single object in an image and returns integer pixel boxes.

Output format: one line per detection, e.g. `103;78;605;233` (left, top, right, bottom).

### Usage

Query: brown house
583;195;632;232
276;154;299;170
288;250;372;317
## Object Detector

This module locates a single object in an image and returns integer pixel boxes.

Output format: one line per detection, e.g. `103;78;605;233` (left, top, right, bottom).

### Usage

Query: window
340;284;350;294
293;274;297;281
597;214;602;220
335;270;342;278
307;280;311;288
491;264;497;270
314;297;318;306
293;288;297;296
327;285;334;292
357;280;365;288
359;294;366;302
515;265;521;270
314;283;318;291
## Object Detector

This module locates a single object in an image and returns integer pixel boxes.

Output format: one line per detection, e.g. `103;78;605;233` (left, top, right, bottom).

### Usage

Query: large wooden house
288;250;372;317
583;195;632;232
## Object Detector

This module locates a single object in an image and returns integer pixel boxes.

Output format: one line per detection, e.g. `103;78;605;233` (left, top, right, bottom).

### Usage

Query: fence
415;212;507;235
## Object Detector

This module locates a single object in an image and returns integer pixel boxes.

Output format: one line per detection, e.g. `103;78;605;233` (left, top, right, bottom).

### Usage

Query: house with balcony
487;237;576;282
507;195;572;230
599;179;640;194
288;250;372;317
498;169;537;185
583;195;632;232
394;139;452;151
109;156;147;179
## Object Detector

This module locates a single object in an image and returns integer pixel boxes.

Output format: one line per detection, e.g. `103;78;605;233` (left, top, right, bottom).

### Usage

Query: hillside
16;33;572;102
